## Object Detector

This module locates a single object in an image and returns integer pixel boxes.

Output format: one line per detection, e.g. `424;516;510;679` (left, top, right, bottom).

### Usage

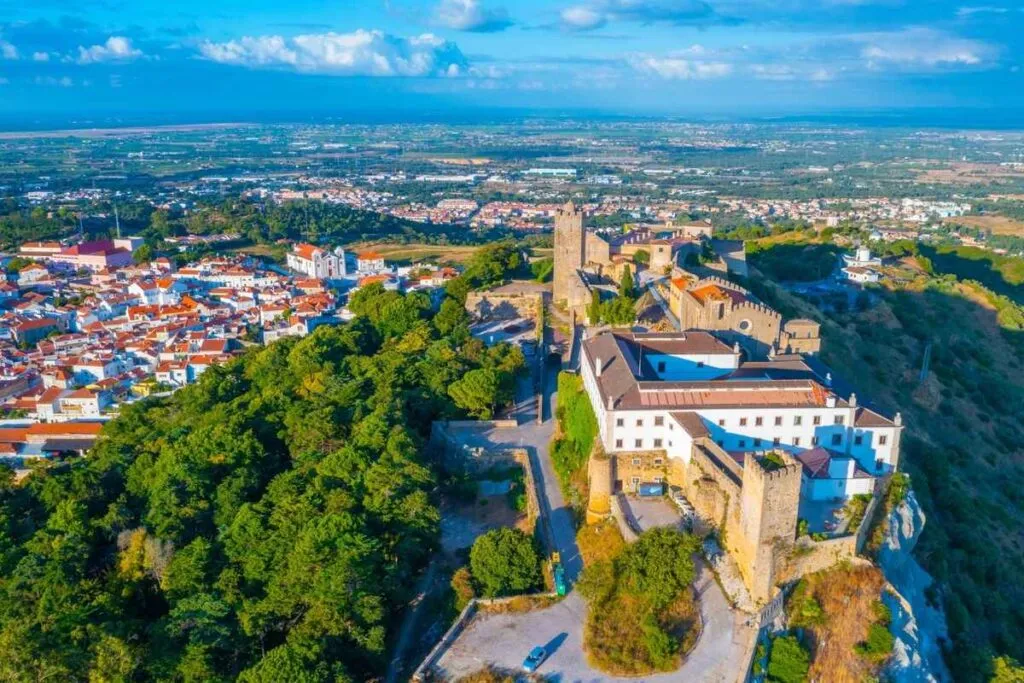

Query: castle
579;330;902;604
552;202;749;322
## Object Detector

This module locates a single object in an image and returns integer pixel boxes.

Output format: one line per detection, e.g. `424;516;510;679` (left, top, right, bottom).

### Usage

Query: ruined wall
464;290;545;321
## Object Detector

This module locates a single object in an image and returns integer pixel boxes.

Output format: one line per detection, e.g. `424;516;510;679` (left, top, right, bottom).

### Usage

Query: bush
767;635;810;683
450;567;476;612
854;623;894;661
577;560;616;602
469;528;542;598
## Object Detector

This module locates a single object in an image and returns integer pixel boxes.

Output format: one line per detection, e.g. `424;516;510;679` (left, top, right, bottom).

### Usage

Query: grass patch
550;372;597;517
785;565;889;681
767;634;811;683
577;520;626;567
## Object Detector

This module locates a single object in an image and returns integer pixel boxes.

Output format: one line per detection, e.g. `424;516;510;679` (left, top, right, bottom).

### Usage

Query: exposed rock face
879;492;952;683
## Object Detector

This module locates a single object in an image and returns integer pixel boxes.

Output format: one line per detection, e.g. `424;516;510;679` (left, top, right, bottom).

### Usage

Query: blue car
522;646;547;673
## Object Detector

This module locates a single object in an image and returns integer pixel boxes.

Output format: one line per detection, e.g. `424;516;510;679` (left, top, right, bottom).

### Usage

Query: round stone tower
586;454;613;524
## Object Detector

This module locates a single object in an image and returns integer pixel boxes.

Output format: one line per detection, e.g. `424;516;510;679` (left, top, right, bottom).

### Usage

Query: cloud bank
198;30;468;77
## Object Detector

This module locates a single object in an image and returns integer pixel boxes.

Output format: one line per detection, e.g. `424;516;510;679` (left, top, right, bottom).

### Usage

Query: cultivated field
943;214;1024;236
345;242;481;264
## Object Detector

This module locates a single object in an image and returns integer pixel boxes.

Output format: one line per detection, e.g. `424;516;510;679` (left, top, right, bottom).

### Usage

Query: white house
287;243;346;279
356;251;386;273
579;330;902;499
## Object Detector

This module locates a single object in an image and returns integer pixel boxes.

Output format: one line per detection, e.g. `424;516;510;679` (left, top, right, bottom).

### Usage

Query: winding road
432;355;757;682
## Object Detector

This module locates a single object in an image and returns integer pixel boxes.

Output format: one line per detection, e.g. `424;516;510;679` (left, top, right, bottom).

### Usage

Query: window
879;435;888;446
697;361;705;368
773;437;781;446
668;441;673;447
831;433;842;446
657;361;666;373
636;418;644;427
632;457;641;465
755;417;764;427
739;417;748;426
876;458;885;471
716;440;724;448
811;436;819;446
738;439;747;448
616;418;624;427
635;439;643;448
834;415;845;425
794;415;803;426
774;416;783;426
754;438;762;447
653;476;663;483
615;439;623;449
653;439;663;448
631;477;640;487
654;416;664;426
654;457;664;465
669;423;674;431
718;419;726;427
854;434;864;446
812;415;821;426
793;437;801;446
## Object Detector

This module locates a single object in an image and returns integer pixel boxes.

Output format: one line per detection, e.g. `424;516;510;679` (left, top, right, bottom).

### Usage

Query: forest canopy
0;256;525;681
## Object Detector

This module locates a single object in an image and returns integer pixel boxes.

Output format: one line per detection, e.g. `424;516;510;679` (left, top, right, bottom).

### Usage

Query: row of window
615;414;850;429
612;433;888;451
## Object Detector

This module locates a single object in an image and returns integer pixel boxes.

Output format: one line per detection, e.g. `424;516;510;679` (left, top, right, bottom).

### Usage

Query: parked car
522;646;547;673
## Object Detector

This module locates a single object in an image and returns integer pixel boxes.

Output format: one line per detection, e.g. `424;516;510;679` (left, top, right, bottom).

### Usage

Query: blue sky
0;0;1022;125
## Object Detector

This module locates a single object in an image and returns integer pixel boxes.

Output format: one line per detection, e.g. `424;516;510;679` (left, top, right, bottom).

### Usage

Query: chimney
607;395;615;410
595;357;602;377
849;392;857;408
895;412;903;426
825;372;833;387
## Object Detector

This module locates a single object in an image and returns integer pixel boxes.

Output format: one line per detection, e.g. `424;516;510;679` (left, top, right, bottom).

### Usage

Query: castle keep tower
553;202;585;304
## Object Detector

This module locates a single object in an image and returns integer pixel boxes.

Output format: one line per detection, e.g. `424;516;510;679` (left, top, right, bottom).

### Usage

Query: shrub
767;635;810;683
450;567;476;612
577;560;616;602
854;623;894;661
469;528;542;598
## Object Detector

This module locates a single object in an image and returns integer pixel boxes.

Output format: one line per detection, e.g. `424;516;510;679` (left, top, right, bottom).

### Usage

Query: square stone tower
554;201;585;304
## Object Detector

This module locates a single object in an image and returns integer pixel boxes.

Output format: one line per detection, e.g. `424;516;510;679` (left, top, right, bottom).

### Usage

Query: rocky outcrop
878;492;951;683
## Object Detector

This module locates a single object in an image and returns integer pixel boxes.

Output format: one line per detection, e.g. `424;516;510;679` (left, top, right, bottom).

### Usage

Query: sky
0;0;1022;127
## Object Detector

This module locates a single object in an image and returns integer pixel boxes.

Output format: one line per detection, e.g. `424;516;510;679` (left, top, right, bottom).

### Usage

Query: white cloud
628;55;732;79
956;6;1008;17
435;0;513;32
750;63;796;80
857;28;993;68
1;40;17;60
77;36;143;64
198;30;467;77
32;51;50;62
35;75;74;87
561;5;607;30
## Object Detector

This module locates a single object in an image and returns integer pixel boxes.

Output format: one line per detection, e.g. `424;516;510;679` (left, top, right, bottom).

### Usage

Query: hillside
0;245;526;681
746;246;1024;682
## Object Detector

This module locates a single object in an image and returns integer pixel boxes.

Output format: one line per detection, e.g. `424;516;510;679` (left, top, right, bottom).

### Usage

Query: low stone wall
411;601;478;682
610;493;641;543
411;590;561;682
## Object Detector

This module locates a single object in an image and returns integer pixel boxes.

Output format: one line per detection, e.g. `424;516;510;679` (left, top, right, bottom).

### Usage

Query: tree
133;244;154;264
766;635;810;683
448;368;501;419
619;266;635;299
992;656;1024;682
633;250;649;266
469;528;542;598
617;527;699;609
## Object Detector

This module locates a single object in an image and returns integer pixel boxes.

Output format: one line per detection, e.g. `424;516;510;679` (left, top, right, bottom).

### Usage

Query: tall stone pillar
554;201;585;305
